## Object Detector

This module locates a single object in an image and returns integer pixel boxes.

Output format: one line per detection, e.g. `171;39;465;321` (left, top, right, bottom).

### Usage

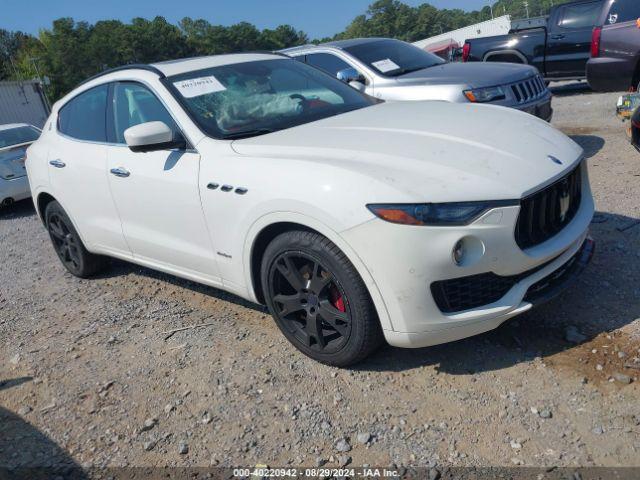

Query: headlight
464;86;506;103
367;201;517;226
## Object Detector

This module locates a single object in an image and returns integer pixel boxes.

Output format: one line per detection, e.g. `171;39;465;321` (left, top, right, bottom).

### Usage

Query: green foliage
1;16;307;101
0;0;572;100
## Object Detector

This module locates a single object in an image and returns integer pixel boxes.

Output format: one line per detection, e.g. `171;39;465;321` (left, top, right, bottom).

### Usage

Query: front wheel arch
244;215;394;332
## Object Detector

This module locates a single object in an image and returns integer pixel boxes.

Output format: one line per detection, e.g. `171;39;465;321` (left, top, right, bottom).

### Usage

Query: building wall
413;15;512;50
0;81;51;128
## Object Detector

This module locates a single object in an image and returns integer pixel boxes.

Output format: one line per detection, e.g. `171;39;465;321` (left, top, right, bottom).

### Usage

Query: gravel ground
1;83;639;474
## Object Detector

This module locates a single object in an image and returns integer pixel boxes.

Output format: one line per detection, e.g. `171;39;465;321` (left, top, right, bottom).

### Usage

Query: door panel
49;84;129;254
107;147;218;279
106;81;219;281
546;1;602;78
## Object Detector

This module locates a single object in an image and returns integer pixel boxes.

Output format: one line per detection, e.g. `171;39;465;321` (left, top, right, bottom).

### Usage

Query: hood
395;62;539;89
231;101;582;203
0;145;28;180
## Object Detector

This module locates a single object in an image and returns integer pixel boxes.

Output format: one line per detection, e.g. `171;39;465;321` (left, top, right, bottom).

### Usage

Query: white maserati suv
26;53;595;366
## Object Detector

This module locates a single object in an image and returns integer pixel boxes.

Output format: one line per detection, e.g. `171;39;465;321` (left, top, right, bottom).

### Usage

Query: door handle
49;160;66;168
550;34;565;40
110;167;130;178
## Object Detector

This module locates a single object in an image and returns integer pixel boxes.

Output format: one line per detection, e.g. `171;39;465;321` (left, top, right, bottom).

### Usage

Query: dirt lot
1;83;639;474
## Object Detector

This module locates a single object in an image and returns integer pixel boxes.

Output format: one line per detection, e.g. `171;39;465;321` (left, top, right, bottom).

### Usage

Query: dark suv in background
587;0;640;91
463;0;604;82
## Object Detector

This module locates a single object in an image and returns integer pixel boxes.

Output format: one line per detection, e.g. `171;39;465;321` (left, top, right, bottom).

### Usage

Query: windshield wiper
393;66;429;76
222;128;276;140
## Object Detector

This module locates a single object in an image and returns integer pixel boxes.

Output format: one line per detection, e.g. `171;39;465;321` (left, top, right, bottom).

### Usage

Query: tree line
0;0;571;101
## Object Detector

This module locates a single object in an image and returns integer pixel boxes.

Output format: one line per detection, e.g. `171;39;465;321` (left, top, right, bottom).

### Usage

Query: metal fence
0;81;51;128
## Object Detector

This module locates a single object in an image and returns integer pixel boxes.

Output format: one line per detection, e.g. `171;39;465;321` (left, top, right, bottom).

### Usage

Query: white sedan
26;53;594;366
1;123;40;207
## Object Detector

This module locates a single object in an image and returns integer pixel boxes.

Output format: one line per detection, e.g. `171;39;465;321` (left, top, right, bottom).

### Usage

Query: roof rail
77;64;166;88
278;44;317;53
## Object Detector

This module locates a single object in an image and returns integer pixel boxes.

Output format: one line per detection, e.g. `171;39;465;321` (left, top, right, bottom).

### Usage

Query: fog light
451;236;485;267
452;240;465;265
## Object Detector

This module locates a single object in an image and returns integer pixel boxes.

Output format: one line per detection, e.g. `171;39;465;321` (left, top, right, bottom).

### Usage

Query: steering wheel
290;94;310;113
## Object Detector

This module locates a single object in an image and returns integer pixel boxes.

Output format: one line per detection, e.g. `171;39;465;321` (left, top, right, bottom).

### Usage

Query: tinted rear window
606;0;640;24
0;126;40;148
343;39;444;77
558;1;601;29
58;84;108;142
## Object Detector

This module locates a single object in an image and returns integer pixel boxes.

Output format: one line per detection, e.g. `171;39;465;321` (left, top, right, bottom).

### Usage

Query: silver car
281;38;553;121
0;123;40;207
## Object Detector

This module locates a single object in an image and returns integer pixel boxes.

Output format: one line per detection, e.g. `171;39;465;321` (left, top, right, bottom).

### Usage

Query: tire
261;230;383;367
45;201;108;278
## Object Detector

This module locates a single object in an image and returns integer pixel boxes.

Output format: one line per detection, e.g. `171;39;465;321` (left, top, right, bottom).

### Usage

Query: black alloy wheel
268;251;351;354
48;212;82;272
261;230;383;367
45;201;107;278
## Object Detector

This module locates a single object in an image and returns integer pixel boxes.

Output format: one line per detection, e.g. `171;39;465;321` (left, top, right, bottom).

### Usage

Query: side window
557;2;601;29
607;0;640;24
58;85;108;142
306;53;353;77
111;82;177;144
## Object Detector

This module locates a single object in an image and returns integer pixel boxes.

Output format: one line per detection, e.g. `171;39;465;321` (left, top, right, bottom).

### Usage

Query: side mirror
337;67;365;85
124;121;186;153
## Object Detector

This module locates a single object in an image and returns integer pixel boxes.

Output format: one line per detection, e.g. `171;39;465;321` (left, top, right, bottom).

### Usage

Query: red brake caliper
329;285;346;312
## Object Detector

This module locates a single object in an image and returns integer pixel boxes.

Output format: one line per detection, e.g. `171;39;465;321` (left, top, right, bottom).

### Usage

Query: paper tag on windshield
173;76;226;98
371;58;400;73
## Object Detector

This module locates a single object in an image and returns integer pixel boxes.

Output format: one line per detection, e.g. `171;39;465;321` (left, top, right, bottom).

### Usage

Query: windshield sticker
173;76;226;98
371;58;400;73
608;13;618;24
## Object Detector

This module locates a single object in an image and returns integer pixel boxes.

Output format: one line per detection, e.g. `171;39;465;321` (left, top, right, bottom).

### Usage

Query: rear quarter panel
601;20;640;70
25;117;54;215
587;20;640;90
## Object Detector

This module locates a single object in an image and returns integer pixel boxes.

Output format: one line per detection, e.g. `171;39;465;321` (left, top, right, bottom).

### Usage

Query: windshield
344;39;445;77
167;58;375;139
0;126;40;148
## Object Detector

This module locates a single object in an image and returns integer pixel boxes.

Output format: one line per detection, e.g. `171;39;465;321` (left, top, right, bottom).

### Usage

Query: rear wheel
45;201;108;278
261;230;383;367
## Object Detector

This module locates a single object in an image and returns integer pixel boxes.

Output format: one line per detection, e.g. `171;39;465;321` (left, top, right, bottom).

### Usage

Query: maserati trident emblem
559;179;571;222
548;155;563;165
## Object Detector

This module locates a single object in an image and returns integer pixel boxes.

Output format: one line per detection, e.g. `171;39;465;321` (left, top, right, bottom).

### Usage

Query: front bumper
0;175;30;205
341;165;594;348
516;98;553;122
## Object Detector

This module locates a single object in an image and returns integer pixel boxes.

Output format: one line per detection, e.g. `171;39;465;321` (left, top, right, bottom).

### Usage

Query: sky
3;0;491;39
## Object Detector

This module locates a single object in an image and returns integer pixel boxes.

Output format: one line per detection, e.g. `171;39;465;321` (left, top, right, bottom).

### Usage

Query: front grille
510;75;548;104
515;164;583;250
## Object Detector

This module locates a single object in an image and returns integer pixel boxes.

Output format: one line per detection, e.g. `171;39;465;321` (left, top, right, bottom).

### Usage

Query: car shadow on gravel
97;259;268;313
0;199;36;221
569;134;605;159
0;381;87;479
358;211;640;374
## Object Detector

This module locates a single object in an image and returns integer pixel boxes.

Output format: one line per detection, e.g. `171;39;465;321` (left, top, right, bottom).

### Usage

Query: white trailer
413;15;512;52
0;80;51;128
